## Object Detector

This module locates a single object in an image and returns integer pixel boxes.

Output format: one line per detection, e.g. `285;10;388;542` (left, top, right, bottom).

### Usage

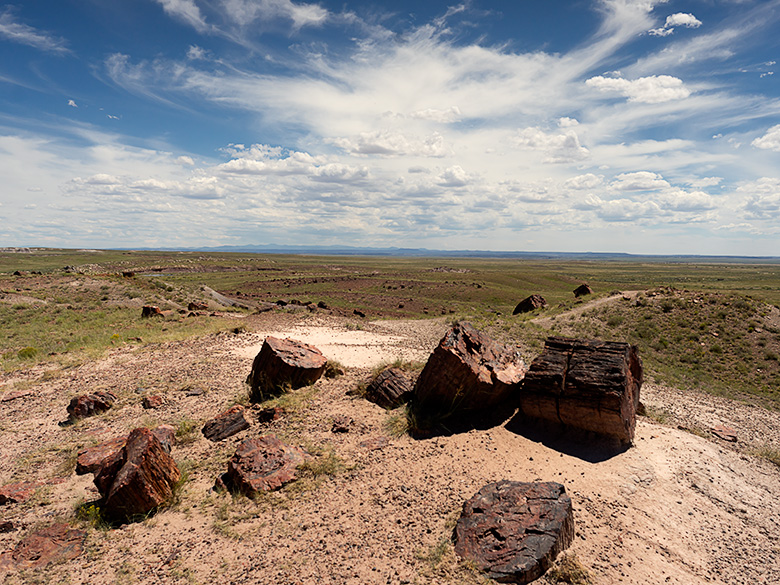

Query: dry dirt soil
1;303;780;585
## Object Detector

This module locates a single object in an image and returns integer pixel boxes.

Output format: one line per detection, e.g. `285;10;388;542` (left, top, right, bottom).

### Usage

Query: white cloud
752;125;780;152
221;0;328;29
586;74;690;103
610;171;670;191
68;100;78;108
410;106;462;123
688;177;722;188
513;127;589;163
0;9;69;53
659;189;715;212
666;13;702;29
738;178;780;220
330;131;452;157
154;0;209;32
176;155;195;166
438;165;472;187
564;173;603;190
558;117;579;128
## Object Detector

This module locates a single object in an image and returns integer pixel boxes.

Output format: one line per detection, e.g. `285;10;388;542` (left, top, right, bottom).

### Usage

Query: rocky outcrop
66;390;116;420
364;368;413;409
513;294;547;315
411;322;526;427
93;428;181;521
202;405;250;442
246;337;327;401
217;435;305;496
0;523;86;571
573;284;593;298
519;337;642;444
454;481;574;584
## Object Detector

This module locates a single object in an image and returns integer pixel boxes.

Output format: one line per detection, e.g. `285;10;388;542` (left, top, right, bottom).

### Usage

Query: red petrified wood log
513;294;547;315
202;405;250;442
218;435;305;496
365;367;413;409
519;337;642;444
246;337;327;400
66;390;116;420
455;480;574;584
0;522;86;571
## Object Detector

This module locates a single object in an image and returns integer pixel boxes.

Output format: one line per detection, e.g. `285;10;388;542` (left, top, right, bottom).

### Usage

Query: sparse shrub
17;346;38;359
606;315;624;327
174;418;200;444
324;360;346;378
545;553;593;584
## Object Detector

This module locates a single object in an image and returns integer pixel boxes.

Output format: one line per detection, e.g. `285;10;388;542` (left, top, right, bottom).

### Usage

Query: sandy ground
1;311;780;585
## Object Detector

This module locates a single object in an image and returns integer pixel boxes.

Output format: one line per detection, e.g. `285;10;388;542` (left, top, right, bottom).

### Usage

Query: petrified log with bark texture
202;405;250;442
66;390;116;420
246;337;327;401
93;428;181;521
411;322;525;426
217;435;305;496
75;425;175;476
519;337;642;444
455;480;574;584
365;367;413;409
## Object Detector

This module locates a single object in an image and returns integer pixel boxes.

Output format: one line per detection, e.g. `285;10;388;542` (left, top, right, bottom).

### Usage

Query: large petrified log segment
365;367;413;409
220;435;305;496
520;337;642;443
246;337;327;400
202;405;250;442
0;522;86;571
513;294;547;315
411;322;526;424
76;425;175;476
454;481;574;584
93;428;181;521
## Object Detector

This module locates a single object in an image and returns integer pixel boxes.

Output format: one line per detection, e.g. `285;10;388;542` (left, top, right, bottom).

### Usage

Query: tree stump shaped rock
66;390;116;420
246;337;327;401
93;428;181;521
365;367;413;409
411;322;526;426
455;481;574;584
519;337;642;444
218;435;305;496
202;405;250;442
513;294;547;315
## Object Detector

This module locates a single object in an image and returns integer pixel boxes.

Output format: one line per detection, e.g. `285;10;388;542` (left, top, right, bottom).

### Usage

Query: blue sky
1;0;779;255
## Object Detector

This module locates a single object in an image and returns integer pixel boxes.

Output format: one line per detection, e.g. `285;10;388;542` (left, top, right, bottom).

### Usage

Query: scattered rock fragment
573;284;593;298
187;301;208;311
202;405;250;442
141;305;163;318
76;426;176;476
712;425;738;442
0;481;42;505
353;309;366;318
254;405;285;423
513;294;547;315
454;480;574;584
246;337;327;401
520;337;642;444
364;367;413;409
331;415;352;433
66;390;117;421
142;394;164;409
1;389;32;402
0;521;14;533
0;522;86;571
216;435;305;496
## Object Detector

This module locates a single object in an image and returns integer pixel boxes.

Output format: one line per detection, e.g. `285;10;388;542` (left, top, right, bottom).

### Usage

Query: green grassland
2;247;779;405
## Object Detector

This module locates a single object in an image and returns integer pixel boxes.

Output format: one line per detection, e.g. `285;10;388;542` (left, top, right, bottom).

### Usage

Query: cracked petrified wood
246;337;327;401
0;522;86;571
454;480;574;584
519;337;642;444
365;367;413;409
218;435;305;496
513;294;547;315
411;322;526;425
93;427;181;521
66;390;116;420
202;405;250;442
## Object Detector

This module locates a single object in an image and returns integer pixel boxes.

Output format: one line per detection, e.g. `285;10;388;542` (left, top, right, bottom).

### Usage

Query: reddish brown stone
455;481;574;584
187;301;208;311
93;428;181;521
76;436;128;475
712;425;738;442
359;436;390;451
254;405;285;423
0;522;85;571
202;405;250;442
220;435;305;496
141;305;163;318
66;390;116;420
331;415;352;433
142;394;164;409
573;284;593;298
520;337;642;444
411;322;526;426
0;481;42;505
513;294;547;315
246;337;327;400
365;367;412;409
1;389;32;402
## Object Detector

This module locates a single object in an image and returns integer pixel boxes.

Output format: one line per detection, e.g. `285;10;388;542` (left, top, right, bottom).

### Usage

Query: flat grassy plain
2;247;779;404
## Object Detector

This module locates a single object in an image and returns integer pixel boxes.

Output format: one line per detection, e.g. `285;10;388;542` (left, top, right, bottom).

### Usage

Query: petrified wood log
202;405;250;442
513;294;547;315
76;426;175;476
66;390;116;420
218;435;305;496
0;522;86;571
411;322;526;426
365;367;413;409
454;480;574;584
573;284;593;298
246;337;327;401
93;428;181;521
519;337;642;444
141;305;163;318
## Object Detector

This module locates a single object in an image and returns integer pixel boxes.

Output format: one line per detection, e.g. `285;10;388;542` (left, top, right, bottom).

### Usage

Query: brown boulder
0;522;86;571
202;405;250;442
513;294;547;315
454;481;574;584
254;405;285;423
411;322;526;427
66;390;116;420
246;337;327;401
364;367;413;409
188;301;208;311
93;428;181;521
519;337;642;444
142;394;164;409
141;305;163;318
573;284;593;298
218;435;305;496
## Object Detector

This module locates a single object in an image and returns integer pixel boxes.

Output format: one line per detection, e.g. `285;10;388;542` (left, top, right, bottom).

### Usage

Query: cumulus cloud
513;127;589;163
586;74;690;103
610;171;670;191
0;9;69;53
752;125;780;152
330;131;452;157
738;178;780;219
558;117;579;128
154;0;210;32
576;195;663;222
438;165;473;187
649;12;702;37
564;173;603;190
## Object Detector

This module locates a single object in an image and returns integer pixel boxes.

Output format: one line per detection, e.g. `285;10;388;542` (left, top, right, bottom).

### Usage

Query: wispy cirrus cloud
0;8;69;53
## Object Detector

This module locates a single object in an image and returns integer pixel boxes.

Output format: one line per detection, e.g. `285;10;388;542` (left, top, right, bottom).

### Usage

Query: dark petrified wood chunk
246;337;327;401
365;367;413;409
513;294;547;315
218;435;305;496
66;390;116;420
202;405;250;442
0;522;86;571
454;480;574;584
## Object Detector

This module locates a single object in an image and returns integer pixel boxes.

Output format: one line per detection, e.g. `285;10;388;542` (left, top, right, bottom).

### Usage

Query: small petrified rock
142;394;163;409
141;305;163;318
66;390;116;420
0;522;86;571
513;294;547;315
218;435;305;496
455;481;574;584
93;428;181;521
364;368;413;409
712;425;737;442
573;284;593;298
202;405;250;442
246;337;327;401
254;406;285;423
520;337;642;444
187;301;208;311
0;521;14;533
0;481;42;505
411;322;526;426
